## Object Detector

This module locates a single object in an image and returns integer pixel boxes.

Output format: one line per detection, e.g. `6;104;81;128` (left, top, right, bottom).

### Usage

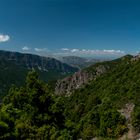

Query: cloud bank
61;48;70;51
0;34;10;42
22;46;30;51
34;48;47;52
58;48;125;56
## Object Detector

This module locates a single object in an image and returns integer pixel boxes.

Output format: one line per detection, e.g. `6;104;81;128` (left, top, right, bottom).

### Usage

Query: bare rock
55;64;109;95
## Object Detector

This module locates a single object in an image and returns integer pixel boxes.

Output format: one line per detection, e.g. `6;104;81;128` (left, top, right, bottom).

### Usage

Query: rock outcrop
131;53;140;62
55;64;109;95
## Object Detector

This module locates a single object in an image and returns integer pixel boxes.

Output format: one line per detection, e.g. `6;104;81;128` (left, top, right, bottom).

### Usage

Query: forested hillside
0;54;140;139
0;50;78;98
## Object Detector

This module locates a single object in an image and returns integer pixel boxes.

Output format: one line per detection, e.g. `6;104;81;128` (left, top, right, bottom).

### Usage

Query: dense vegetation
64;55;140;139
0;63;71;99
0;71;67;139
0;55;140;139
0;50;78;98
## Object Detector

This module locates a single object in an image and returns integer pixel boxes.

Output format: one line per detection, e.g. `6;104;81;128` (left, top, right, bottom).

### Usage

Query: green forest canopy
0;55;140;139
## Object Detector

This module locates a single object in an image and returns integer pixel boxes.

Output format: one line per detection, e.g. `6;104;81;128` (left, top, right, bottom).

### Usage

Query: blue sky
0;0;140;58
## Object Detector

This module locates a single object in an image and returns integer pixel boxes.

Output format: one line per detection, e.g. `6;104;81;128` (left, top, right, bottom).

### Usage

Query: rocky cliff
55;64;109;95
55;55;134;95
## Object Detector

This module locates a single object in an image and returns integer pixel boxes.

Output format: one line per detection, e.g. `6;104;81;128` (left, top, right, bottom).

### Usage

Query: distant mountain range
0;50;78;98
56;56;106;69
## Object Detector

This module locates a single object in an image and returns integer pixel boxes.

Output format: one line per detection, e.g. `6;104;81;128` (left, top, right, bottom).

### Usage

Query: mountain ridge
1;54;140;139
0;50;78;73
0;50;78;98
55;54;133;95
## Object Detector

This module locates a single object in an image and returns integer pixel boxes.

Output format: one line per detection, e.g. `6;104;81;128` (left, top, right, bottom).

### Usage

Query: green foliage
99;109;127;137
0;51;77;99
63;56;140;139
131;105;140;132
0;71;66;139
0;55;140;139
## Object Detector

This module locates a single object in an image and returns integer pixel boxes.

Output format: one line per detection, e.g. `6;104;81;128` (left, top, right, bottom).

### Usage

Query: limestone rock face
131;53;140;62
55;64;109;95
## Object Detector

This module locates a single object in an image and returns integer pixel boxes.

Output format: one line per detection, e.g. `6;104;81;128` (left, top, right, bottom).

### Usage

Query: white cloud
22;46;30;51
0;34;10;42
71;49;79;52
34;48;47;52
60;48;125;56
61;48;69;51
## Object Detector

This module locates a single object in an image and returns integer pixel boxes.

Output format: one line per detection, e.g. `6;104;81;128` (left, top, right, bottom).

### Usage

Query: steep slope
0;50;78;73
0;50;78;98
63;54;140;139
1;54;140;139
55;55;132;95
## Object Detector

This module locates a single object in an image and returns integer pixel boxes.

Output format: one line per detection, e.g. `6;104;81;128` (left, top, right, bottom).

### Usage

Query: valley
0;53;140;139
1;0;139;139
0;50;78;98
